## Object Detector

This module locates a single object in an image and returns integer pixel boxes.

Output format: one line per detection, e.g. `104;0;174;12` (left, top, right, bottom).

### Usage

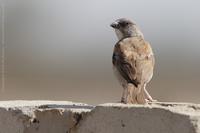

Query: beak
110;22;119;29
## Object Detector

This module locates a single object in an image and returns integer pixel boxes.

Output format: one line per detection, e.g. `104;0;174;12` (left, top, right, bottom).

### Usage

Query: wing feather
112;44;139;87
113;37;154;87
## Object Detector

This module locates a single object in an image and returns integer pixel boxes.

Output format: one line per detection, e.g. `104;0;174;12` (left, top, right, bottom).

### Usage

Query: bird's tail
136;85;146;104
121;83;138;104
121;83;146;104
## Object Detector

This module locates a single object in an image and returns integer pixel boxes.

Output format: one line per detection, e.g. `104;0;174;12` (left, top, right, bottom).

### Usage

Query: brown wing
112;42;139;87
113;37;154;87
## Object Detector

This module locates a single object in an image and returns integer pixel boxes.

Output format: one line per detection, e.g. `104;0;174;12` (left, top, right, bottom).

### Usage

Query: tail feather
136;87;147;104
127;83;137;104
121;83;147;104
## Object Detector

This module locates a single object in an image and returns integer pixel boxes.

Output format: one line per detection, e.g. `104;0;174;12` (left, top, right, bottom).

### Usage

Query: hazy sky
0;0;200;104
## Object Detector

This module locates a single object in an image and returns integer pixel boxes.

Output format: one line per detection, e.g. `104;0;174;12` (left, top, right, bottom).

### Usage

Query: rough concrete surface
0;101;200;133
76;102;200;133
0;100;93;133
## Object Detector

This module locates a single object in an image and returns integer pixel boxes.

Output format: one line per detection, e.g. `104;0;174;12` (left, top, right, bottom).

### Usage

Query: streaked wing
112;45;139;87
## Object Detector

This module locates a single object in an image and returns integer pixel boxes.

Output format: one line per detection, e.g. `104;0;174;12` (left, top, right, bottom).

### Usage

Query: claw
145;98;158;103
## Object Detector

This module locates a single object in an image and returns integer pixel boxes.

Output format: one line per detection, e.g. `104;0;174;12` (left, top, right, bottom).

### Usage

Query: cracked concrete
0;101;200;133
0;101;93;133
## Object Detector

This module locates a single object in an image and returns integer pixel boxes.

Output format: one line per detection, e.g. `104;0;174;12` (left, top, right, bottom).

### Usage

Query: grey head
110;18;144;40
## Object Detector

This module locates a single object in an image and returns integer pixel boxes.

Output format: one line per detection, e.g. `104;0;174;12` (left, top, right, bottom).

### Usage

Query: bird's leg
121;84;128;103
143;84;157;102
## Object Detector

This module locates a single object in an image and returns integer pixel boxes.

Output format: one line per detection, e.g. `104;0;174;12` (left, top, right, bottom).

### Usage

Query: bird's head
110;18;144;40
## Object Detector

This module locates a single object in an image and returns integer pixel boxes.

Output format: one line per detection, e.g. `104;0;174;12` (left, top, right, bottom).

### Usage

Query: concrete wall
0;101;199;133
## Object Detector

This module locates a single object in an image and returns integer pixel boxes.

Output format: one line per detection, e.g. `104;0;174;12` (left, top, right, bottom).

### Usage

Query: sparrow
110;18;155;104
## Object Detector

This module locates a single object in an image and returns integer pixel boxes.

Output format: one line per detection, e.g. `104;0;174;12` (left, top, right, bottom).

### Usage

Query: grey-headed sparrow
111;18;156;104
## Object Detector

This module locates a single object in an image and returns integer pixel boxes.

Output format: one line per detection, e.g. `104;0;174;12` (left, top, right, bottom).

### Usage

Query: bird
110;18;156;104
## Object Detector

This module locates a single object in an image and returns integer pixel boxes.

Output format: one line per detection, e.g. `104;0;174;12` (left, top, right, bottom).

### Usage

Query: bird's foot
121;97;137;104
121;98;126;104
145;98;157;103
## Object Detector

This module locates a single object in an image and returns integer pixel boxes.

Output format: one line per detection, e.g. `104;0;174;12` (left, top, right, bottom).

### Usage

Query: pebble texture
0;101;200;133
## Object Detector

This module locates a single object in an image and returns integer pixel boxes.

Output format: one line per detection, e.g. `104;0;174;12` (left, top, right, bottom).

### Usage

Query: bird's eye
120;22;128;27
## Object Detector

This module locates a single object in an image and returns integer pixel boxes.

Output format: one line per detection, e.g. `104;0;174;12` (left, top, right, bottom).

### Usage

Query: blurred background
0;0;200;104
